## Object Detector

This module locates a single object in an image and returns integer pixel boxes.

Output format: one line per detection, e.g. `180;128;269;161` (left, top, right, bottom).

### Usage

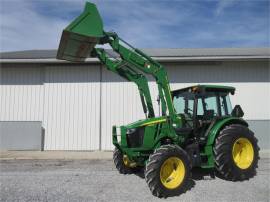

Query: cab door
194;93;220;137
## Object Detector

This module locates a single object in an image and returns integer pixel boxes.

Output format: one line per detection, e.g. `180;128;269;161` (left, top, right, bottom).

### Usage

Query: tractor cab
172;85;238;138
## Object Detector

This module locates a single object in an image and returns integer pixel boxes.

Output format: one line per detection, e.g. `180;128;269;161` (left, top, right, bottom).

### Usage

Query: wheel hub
232;138;254;169
123;155;136;168
160;157;185;189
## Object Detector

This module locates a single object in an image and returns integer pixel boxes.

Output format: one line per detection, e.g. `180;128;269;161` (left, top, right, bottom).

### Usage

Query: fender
206;117;248;146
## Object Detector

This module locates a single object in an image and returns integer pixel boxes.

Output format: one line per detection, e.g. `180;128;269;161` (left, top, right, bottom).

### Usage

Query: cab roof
172;85;235;95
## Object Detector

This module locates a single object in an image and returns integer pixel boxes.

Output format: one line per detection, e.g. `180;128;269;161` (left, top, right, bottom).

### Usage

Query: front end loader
57;2;259;197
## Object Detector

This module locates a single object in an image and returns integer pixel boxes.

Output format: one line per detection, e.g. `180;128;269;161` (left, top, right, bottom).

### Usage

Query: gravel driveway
0;158;269;202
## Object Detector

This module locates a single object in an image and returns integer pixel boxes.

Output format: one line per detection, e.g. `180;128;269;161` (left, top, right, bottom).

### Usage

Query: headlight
126;128;136;134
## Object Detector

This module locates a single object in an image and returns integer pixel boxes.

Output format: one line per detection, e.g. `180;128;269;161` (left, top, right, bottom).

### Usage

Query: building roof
0;47;269;63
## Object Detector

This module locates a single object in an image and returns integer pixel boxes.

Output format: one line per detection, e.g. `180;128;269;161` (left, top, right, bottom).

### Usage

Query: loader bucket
57;2;104;62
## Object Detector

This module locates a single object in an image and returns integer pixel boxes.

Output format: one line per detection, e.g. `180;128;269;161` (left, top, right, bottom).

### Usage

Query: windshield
172;92;194;114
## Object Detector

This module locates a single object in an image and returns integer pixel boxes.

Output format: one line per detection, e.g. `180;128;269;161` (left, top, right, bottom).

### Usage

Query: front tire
214;124;259;181
145;145;191;198
113;148;133;174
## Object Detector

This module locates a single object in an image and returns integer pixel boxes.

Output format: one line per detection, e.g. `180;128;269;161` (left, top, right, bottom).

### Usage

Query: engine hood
125;116;167;129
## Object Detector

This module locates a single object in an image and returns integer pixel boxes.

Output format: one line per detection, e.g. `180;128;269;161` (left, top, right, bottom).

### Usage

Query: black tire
113;148;134;174
145;145;191;198
214;124;259;181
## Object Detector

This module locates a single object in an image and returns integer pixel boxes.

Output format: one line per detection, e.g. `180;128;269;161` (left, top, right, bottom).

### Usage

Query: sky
0;0;269;52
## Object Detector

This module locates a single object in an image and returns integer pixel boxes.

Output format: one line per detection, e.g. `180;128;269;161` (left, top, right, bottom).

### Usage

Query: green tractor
57;2;259;197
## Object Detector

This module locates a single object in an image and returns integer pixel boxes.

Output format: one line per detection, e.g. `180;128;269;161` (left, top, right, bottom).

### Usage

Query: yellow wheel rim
123;155;136;168
123;155;129;166
160;157;185;189
232;138;254;169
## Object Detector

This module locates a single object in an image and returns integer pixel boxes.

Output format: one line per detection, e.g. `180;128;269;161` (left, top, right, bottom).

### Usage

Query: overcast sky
0;0;269;52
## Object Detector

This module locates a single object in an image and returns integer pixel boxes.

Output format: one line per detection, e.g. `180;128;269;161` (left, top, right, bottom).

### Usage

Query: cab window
219;94;233;116
197;99;204;115
204;96;218;115
197;94;218;119
173;92;194;114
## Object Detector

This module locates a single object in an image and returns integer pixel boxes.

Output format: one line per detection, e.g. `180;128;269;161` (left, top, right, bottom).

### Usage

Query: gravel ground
0;158;269;202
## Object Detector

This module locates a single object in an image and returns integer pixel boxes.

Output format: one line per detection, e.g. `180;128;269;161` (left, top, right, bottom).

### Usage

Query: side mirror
231;105;244;117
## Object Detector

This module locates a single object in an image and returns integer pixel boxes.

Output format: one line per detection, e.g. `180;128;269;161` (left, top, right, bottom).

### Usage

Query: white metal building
0;48;269;150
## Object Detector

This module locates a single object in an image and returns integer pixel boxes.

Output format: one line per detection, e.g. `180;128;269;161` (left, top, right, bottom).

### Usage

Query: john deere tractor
57;2;259;197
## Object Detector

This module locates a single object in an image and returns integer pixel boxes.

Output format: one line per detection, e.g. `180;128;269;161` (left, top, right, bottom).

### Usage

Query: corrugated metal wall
43;65;100;150
0;61;269;150
0;65;44;121
0;64;101;150
166;61;270;120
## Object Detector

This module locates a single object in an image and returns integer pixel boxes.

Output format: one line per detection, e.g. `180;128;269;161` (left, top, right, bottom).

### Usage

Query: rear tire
145;145;191;198
214;124;259;181
113;148;133;174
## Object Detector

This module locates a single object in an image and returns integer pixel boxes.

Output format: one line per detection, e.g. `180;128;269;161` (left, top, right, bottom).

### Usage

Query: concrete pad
0;151;113;160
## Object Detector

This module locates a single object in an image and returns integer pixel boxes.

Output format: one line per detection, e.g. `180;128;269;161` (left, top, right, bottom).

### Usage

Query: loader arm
94;47;155;118
95;33;178;124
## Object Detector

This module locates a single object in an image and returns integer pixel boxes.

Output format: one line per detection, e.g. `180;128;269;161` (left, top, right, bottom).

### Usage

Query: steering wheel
187;108;193;113
185;108;193;119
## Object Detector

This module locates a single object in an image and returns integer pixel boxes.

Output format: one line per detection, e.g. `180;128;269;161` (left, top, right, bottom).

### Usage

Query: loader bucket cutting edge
56;2;104;62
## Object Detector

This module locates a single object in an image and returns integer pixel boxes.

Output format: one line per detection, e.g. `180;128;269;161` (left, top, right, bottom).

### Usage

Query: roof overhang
1;48;269;64
0;56;269;64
